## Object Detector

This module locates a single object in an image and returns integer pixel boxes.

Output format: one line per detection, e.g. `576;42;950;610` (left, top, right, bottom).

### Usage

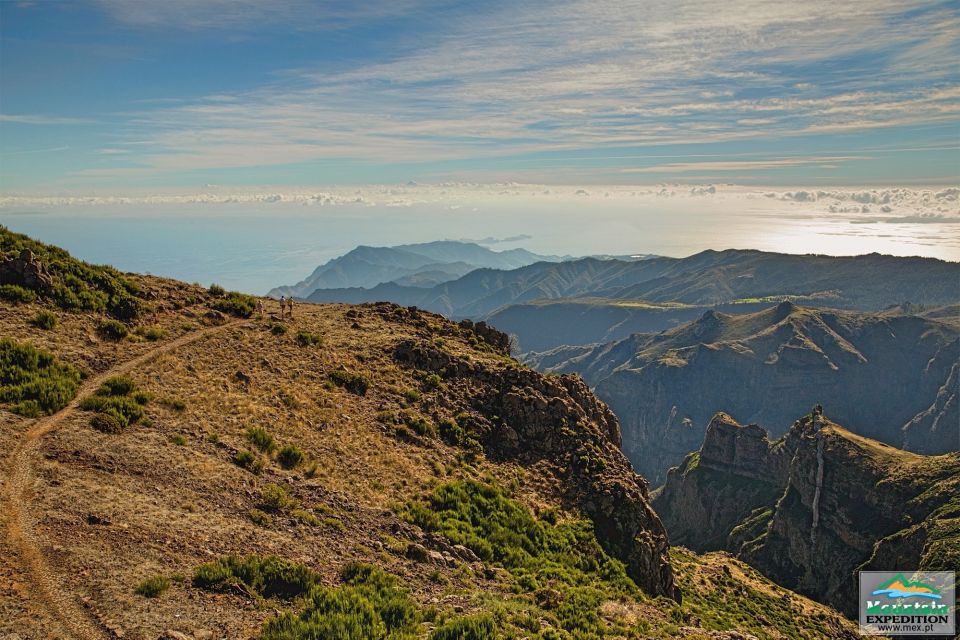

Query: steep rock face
0;248;55;293
391;322;677;600
653;413;793;550
541;303;960;483
655;411;960;616
902;339;959;454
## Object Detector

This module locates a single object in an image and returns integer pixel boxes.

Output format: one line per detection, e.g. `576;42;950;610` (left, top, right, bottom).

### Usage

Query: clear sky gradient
1;0;959;191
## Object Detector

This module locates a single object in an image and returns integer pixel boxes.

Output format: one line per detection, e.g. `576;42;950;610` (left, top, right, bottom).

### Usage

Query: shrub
137;326;165;341
270;323;287;335
170;434;186;446
208;283;225;296
277;443;305;469
0;284;37;303
193;554;319;600
403;389;421;403
90;413;123;433
29;310;57;330
79;395;145;429
212;291;256;318
295;330;323;347
431;615;497;640
329;370;370;396
233;450;265;474
161;397;186;412
97;319;129;340
134;575;171;598
97;375;136;396
249;508;273;526
245;426;276;454
260;483;294;512
0;338;82;416
259;562;421;640
422;373;443;391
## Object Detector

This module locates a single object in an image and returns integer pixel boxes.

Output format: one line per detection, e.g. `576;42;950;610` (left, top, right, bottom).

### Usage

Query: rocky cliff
655;411;960;616
537;302;960;483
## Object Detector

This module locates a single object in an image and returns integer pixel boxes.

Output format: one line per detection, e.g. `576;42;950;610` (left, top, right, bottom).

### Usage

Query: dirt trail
1;320;245;639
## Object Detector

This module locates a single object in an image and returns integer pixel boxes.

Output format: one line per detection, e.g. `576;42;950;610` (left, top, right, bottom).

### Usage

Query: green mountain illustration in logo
871;574;942;600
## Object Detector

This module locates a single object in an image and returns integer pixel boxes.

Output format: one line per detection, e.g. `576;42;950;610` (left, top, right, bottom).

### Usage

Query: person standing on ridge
256;299;265;319
287;297;295;319
279;296;286;317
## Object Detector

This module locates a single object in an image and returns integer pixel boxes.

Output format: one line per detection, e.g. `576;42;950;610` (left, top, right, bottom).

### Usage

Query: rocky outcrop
654;411;960;616
0;248;55;293
393;334;677;600
540;304;960;483
902;340;959;454
653;413;791;551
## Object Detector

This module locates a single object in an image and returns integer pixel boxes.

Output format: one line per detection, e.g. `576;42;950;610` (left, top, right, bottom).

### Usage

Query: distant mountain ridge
530;302;960;483
268;240;558;298
303;249;960;321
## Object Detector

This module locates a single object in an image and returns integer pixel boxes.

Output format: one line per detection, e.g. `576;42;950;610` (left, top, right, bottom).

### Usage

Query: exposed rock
0;249;55;294
902;340;959;454
655;411;960;616
393;337;677;600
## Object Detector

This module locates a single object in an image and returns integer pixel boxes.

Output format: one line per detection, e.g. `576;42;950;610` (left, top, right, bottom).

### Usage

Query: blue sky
1;0;958;191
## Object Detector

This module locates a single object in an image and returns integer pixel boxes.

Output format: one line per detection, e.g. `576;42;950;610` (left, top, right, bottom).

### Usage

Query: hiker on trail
287;297;295;319
279;296;287;317
256;299;265;319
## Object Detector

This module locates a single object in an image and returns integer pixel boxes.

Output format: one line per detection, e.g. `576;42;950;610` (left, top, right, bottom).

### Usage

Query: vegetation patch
135;575;171;598
2;226;146;319
329;369;371;395
246;426;277;454
260;562;421;640
193;554;320;600
295;330;323;347
97;319;129;340
0;284;37;303
79;375;148;430
277;443;305;469
212;291;257;317
29;310;57;330
0;338;82;417
402;479;638;637
233;449;266;474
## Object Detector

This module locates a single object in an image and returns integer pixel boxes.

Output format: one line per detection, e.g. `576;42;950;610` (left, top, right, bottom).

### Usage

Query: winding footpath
2;320;245;639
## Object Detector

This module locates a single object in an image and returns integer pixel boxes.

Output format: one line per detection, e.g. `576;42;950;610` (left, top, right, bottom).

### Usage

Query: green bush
259;562;421;640
270;323;288;335
430;615;497;640
97;319;129;340
403;389;421;403
29;310;57;330
193;554;319;600
277;443;305;469
1;227;146;319
260;483;293;512
90;413;123;433
403;480;636;637
249;508;273;527
98;375;137;396
329;370;370;396
295;330;323;347
79;395;145;428
422;374;443;391
233;449;265;474
135;575;171;598
246;426;276;453
208;283;225;296
0;284;37;303
213;291;257;318
137;326;165;341
0;338;82;416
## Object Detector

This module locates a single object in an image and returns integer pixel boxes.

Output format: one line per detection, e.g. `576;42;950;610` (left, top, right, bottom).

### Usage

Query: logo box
859;571;955;636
